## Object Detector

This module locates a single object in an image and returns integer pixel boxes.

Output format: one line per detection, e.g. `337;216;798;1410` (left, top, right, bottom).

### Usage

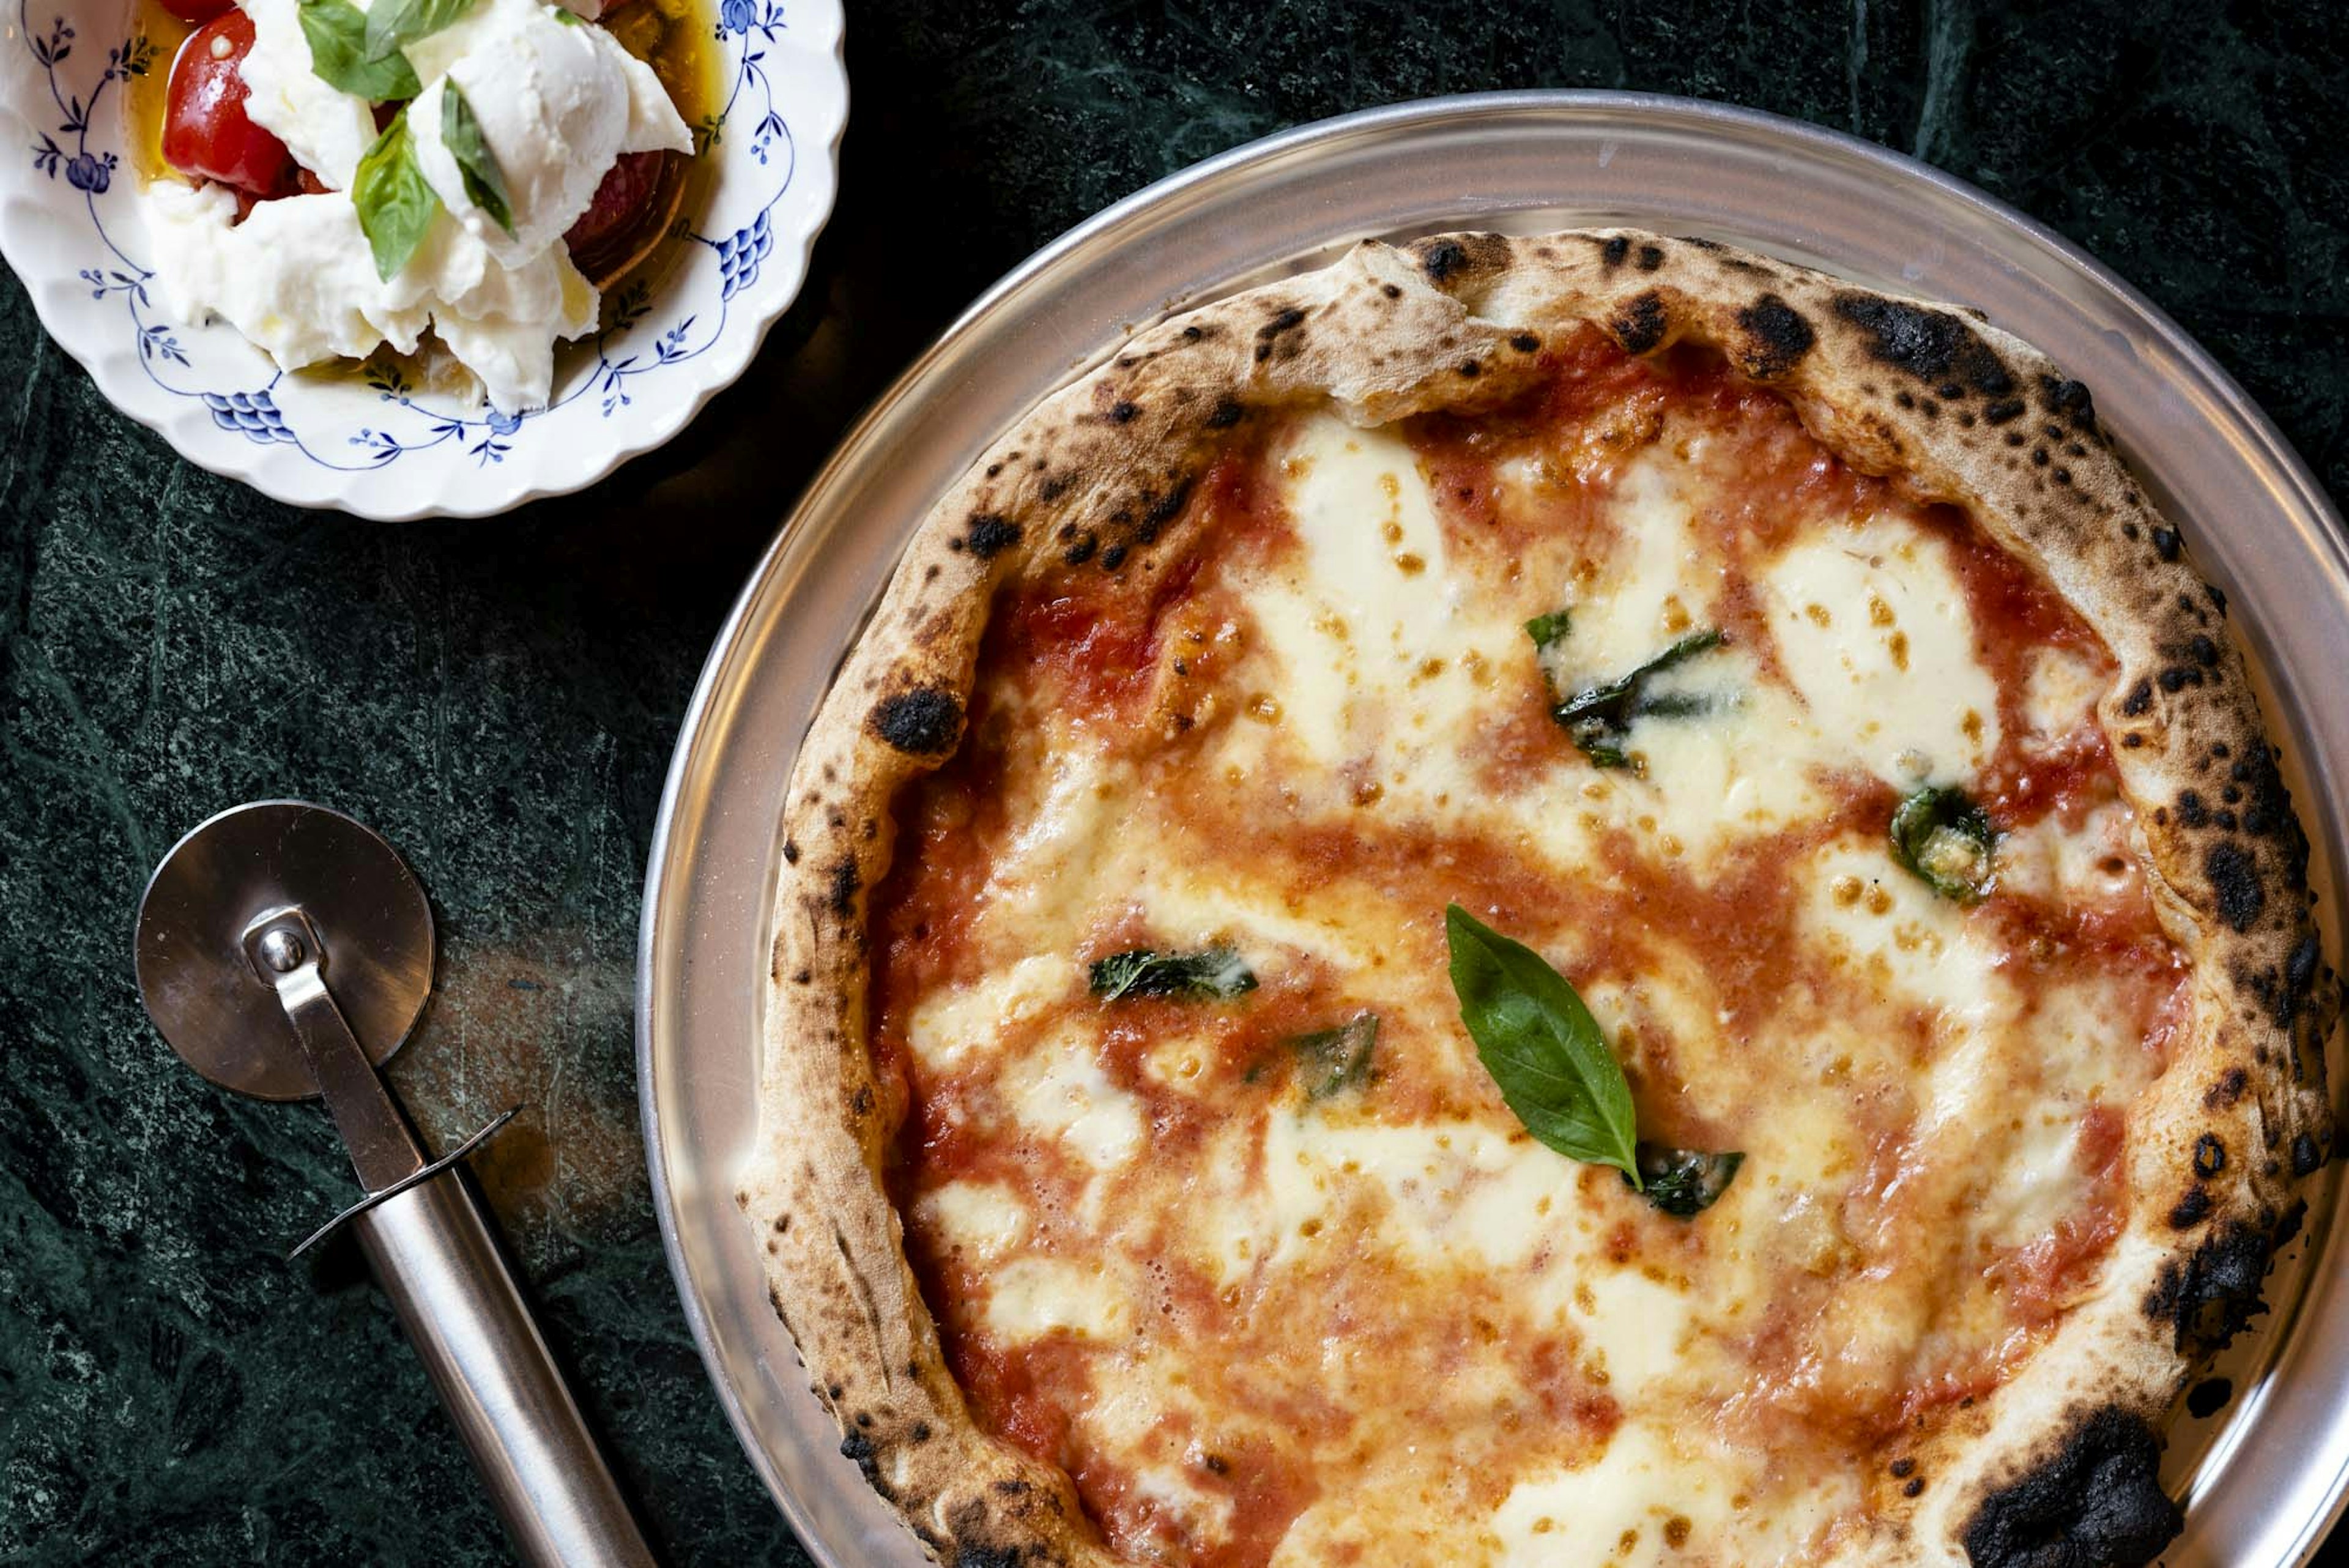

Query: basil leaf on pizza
1283;1013;1378;1101
1088;945;1256;1001
1626;1143;1744;1217
1523;607;1573;652
1538;625;1727;768
1891;784;1998;902
1445;904;1640;1183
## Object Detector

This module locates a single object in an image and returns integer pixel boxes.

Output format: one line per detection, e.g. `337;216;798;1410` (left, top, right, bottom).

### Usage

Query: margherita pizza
738;230;2337;1568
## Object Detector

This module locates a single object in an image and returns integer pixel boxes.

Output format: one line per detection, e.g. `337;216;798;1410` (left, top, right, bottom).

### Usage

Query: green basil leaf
298;0;421;100
1445;904;1639;1181
1285;1013;1378;1101
352;106;439;281
1524;609;1572;653
439;81;514;234
1089;946;1256;1002
1624;1144;1743;1217
364;0;477;62
1890;786;1998;902
1548;628;1725;768
551;4;580;20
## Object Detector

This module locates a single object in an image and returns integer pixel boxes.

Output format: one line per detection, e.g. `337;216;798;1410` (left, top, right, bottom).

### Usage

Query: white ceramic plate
641;94;2349;1566
0;0;845;518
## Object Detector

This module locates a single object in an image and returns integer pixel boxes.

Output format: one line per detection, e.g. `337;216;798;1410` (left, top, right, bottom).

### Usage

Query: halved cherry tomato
156;0;236;23
564;150;669;258
162;12;294;196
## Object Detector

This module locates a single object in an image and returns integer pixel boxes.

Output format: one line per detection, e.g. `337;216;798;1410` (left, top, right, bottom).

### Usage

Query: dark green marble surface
3;1;2344;1562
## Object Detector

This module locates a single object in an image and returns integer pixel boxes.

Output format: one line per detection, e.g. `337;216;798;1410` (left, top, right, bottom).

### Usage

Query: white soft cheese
149;0;689;411
236;0;379;190
405;0;690;264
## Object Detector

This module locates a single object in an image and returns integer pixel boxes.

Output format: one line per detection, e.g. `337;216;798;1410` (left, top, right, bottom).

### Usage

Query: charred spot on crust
870;688;964;755
2205;842;2264;933
2119;679;2154;717
839;1430;881;1487
1205;396;1247;429
1600;235;1630;267
1960;1406;2181;1568
2176;790;2210;828
827;858;861;918
2145;1219;2279;1352
1636;243;1665;270
1257;305;1307;341
1829;294;2014;398
2194;1134;2227;1178
1421;239;1468;280
1733;294;1815;379
2293;1131;2325;1176
1611;292;1669;356
1100;543;1130;571
2231;746;2296;840
2151;526;2181;562
1063;533;1098;565
2041;374;2098;430
2169;1187;2212;1228
1510;332;1541;353
954;1545;1030;1568
965;514;1023;558
1108;400;1141;425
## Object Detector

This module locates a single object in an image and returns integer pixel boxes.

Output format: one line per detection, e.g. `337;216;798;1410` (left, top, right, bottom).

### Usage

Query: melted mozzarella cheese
905;955;1080;1073
916;1181;1032;1263
984;1258;1130;1340
1007;1033;1147;1170
1763;518;2002;786
1237;414;1535;830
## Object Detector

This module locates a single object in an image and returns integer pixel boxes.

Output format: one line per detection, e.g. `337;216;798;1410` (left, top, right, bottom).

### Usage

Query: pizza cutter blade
133;801;656;1568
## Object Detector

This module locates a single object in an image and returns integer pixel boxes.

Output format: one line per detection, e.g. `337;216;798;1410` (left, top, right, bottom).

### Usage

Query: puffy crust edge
735;228;2337;1568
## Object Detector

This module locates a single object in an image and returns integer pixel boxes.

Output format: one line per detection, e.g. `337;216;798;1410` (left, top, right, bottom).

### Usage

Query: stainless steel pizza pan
639;92;2349;1567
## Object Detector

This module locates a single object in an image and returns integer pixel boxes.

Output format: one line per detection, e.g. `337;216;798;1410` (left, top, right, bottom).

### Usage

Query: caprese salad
132;0;709;411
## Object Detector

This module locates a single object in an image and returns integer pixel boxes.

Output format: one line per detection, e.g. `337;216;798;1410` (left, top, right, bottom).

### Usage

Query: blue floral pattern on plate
3;0;844;511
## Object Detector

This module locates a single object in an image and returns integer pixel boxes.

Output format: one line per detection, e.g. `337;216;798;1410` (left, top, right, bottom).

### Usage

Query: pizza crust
736;228;2337;1567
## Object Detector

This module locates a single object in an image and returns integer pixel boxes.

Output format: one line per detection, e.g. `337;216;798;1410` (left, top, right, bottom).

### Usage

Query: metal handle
354;1170;658;1568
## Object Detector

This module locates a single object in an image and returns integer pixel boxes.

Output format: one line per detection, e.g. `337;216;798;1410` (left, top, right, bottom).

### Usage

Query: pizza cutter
133;801;657;1568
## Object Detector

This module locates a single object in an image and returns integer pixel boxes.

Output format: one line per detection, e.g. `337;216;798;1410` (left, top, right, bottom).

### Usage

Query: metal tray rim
639;88;2349;1567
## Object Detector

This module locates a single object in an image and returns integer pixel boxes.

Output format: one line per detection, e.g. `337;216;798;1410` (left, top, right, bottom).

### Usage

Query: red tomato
565;150;669;257
155;0;236;23
162;12;293;196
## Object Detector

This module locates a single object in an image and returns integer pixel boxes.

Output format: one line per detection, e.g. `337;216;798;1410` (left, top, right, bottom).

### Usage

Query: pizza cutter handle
352;1169;658;1568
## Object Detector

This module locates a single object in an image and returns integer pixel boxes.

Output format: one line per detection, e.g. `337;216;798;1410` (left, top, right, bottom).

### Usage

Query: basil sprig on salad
1447;904;1741;1217
351;82;515;280
298;0;422;100
303;0;478;102
440;81;516;234
352;106;437;280
364;0;479;62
